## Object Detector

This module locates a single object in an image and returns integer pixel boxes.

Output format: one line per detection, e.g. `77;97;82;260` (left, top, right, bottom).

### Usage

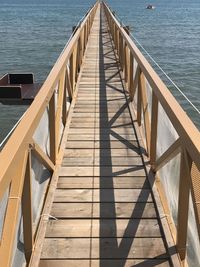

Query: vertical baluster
74;44;78;83
22;150;33;263
49;92;57;164
120;34;123;68
84;24;87;50
77;37;81;74
70;52;74;92
66;68;73;102
128;51;134;99
86;19;89;42
119;33;121;64
62;78;67;126
70;44;78;92
81;27;85;57
116;29;119;55
123;42;127;80
150;91;158;168
140;72;151;154
113;24;116;46
177;148;192;264
56;70;66;151
137;68;142;126
124;45;129;84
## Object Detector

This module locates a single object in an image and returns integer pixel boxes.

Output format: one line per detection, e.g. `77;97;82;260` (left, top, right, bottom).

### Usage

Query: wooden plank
68;128;135;134
70;117;132;123
41;237;167;259
41;238;91;259
51;203;93;218
67;134;137;141
91;237;167;259
62;156;143;166
51;202;157;219
59;166;146;177
45;219;161;238
65;141;139;149
57;177;148;189
64;148;141;158
69;122;133;128
54;189;92;202
71;113;131;118
39;259;171;267
54;188;152;203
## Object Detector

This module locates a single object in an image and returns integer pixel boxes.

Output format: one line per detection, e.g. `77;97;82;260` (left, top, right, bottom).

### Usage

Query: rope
112;12;200;114
40;213;58;221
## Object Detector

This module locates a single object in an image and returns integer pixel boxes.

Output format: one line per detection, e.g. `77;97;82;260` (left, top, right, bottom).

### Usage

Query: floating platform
0;73;41;104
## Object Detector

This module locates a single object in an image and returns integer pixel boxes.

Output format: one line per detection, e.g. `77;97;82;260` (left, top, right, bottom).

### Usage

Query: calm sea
0;0;199;143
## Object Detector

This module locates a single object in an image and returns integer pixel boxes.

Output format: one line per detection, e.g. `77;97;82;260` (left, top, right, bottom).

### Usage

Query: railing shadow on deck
103;2;200;266
98;6;175;267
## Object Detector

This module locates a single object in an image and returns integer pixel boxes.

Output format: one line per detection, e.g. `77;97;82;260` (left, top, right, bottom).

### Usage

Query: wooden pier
0;2;199;267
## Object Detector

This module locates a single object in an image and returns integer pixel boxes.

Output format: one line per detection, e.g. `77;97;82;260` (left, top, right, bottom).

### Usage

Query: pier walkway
0;2;199;267
38;5;179;267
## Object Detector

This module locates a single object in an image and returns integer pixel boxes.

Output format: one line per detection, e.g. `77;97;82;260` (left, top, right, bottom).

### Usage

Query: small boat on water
146;4;155;9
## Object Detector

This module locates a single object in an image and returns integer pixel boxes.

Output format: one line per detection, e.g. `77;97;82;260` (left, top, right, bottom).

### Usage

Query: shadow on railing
0;2;98;267
103;2;200;266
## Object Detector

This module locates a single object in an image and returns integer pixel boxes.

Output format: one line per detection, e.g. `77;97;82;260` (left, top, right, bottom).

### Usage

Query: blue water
0;0;199;142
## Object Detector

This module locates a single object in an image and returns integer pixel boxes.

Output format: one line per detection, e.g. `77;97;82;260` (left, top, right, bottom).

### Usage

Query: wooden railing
0;2;98;266
103;2;200;265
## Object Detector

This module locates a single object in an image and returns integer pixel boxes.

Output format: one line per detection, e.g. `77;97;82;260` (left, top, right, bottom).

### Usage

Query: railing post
49;93;57;164
66;68;73;102
124;44;129;84
177;148;192;264
84;24;87;51
56;70;66;147
70;44;78;92
113;24;116;46
22;150;33;263
128;51;134;99
137;68;142;126
119;33;123;68
62;75;67;126
81;27;85;58
116;29;119;55
140;72;150;154
150;91;158;168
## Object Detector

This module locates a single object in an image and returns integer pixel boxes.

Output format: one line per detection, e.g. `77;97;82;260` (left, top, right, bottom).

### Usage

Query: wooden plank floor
39;5;177;267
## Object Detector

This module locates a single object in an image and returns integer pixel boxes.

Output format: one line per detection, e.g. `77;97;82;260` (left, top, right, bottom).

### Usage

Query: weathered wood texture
39;5;178;267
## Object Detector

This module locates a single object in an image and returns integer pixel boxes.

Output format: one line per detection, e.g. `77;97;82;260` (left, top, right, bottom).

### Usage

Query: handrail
0;2;98;266
103;1;200;265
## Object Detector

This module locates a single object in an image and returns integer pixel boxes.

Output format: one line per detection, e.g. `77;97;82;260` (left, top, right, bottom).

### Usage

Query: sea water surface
0;0;199;143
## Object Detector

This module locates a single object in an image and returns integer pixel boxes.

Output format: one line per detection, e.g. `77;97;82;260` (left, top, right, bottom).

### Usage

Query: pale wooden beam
155;137;181;172
22;150;33;263
177;148;192;264
31;141;55;171
0;150;28;267
150;91;158;168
